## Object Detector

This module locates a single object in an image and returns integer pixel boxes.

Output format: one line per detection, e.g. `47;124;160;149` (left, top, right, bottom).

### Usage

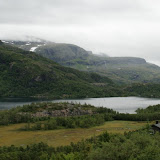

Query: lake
1;97;160;113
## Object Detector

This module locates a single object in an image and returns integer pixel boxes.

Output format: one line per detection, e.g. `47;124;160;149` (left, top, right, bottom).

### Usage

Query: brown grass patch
0;121;150;147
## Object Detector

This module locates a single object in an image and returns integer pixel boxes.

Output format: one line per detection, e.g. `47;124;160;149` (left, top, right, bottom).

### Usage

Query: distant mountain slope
36;43;90;62
3;39;160;84
0;40;117;98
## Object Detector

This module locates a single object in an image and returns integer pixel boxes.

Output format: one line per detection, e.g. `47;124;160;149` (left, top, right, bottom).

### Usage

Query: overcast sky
1;0;160;65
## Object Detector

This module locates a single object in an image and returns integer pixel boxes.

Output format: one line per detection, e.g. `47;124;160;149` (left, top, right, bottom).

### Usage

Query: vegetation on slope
124;83;160;98
0;41;118;98
2;40;160;98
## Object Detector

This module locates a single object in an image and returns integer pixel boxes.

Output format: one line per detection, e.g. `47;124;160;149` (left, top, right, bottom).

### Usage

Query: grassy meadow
0;121;150;147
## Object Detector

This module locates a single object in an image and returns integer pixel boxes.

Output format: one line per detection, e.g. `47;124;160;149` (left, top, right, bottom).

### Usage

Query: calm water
1;97;160;113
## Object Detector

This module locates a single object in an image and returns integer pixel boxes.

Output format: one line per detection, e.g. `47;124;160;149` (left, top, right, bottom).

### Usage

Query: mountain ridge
2;38;160;84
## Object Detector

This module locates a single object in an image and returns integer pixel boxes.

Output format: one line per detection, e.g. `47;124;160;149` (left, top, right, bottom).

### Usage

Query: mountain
3;39;160;84
0;40;118;98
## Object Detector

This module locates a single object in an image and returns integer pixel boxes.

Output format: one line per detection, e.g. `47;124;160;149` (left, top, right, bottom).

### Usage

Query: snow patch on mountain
30;47;38;52
30;44;43;52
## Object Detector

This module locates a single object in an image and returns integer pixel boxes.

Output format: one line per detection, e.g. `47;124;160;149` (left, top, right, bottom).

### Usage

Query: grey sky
1;0;160;65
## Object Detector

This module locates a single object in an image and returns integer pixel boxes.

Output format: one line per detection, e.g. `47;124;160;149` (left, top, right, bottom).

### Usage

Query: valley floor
0;121;149;147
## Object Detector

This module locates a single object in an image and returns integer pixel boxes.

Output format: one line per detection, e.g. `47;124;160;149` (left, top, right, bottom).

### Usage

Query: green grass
0;121;150;147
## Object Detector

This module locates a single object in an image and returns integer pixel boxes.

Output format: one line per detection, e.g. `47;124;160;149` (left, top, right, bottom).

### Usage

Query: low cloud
1;0;160;65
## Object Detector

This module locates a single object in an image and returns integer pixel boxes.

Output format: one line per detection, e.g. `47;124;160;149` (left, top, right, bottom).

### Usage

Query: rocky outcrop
19;106;95;118
31;107;94;117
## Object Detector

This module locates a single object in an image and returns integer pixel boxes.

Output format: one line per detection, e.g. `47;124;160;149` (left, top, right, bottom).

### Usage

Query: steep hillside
3;39;160;84
0;41;117;98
